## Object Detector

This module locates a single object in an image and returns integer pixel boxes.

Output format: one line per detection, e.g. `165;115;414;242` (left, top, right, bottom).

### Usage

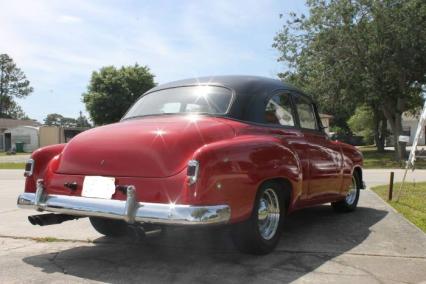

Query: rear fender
339;142;364;192
25;144;65;193
189;135;302;223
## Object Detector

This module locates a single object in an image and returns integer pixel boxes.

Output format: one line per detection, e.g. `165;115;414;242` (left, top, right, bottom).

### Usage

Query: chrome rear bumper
17;180;230;225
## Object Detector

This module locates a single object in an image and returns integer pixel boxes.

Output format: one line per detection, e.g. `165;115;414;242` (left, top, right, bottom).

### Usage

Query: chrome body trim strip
17;185;231;226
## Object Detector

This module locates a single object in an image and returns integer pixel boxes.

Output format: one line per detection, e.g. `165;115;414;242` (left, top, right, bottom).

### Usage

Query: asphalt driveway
0;169;425;283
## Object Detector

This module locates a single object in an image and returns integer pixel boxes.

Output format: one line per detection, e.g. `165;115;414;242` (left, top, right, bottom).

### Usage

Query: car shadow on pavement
23;205;387;283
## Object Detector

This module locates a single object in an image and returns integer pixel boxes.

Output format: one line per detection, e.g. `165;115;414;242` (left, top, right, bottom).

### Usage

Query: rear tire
231;181;287;255
89;217;128;237
331;172;360;212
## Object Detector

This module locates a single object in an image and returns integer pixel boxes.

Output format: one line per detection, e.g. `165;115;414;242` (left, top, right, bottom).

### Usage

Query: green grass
371;182;426;232
0;163;25;169
359;146;426;169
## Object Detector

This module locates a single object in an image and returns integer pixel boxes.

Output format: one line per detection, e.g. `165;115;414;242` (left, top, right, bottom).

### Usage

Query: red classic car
18;76;365;254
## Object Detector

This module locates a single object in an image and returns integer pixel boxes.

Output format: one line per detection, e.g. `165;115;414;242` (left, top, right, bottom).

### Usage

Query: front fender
189;135;302;223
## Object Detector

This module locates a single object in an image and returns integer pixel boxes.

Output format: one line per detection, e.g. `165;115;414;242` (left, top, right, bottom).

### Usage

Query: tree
0;54;33;118
3;100;29;120
273;0;426;160
347;106;375;145
76;111;91;127
44;112;92;128
44;113;77;127
44;113;64;126
82;64;155;125
61;117;78;127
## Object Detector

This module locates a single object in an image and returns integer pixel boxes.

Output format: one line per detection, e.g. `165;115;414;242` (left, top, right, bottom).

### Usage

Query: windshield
123;86;233;119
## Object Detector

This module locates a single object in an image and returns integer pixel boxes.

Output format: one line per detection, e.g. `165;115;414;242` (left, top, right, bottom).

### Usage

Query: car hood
56;115;235;177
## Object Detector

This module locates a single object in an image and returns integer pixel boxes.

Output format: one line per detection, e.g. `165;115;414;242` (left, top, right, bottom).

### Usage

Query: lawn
371;182;426;232
0;163;25;169
359;146;426;169
0;152;28;169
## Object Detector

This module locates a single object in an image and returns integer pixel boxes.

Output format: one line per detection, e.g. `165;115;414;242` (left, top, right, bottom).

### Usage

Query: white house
3;126;40;152
0;118;40;152
386;112;426;146
400;112;425;146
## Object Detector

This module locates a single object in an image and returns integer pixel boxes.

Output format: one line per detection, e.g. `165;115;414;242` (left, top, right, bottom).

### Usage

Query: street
1;169;425;283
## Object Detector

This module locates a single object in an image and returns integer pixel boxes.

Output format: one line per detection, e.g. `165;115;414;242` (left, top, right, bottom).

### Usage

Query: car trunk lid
56;115;234;177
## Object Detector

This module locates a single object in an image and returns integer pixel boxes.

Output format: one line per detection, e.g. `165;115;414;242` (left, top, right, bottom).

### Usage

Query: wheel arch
257;177;293;213
352;166;364;189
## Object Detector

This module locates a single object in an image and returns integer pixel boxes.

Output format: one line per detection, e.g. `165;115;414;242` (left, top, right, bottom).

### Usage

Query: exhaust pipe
127;224;164;242
28;214;79;226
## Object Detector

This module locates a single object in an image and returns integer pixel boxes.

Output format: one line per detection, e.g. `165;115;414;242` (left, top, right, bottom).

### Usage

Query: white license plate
82;176;116;199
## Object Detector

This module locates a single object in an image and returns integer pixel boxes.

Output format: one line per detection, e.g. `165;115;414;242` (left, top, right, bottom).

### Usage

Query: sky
0;0;308;123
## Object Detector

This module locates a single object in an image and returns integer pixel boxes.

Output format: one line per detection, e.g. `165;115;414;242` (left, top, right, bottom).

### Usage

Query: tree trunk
374;125;386;152
392;121;402;161
373;109;386;152
383;101;406;161
394;112;407;161
378;117;387;152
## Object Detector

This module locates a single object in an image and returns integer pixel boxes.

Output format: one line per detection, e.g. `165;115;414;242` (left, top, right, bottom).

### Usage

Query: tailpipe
28;214;79;226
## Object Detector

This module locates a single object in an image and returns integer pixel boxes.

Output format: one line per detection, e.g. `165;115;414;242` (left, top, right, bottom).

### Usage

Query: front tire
331;173;360;212
89;217;128;237
231;181;286;255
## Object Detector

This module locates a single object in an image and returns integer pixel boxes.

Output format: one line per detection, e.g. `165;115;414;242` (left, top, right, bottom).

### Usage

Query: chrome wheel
257;188;280;240
345;176;357;205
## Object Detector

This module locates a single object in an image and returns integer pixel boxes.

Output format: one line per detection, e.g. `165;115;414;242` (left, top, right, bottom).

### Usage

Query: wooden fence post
388;171;394;201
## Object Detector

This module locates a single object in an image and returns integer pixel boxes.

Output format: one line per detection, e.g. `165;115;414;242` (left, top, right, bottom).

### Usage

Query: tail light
24;159;34;177
187;160;199;185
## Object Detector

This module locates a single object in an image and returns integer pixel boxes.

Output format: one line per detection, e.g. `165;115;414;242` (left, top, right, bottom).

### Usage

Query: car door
263;92;311;200
292;94;343;199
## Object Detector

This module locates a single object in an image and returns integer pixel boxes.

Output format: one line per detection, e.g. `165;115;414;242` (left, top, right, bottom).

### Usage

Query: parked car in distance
17;76;365;254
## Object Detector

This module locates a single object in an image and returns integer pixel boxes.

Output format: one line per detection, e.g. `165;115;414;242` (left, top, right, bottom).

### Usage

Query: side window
294;96;318;130
264;93;295;126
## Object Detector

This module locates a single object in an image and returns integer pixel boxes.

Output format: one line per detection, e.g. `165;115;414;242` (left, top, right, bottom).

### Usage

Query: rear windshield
123;86;233;119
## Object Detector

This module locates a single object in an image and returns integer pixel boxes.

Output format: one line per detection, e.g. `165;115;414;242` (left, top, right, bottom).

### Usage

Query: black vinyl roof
147;75;309;123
